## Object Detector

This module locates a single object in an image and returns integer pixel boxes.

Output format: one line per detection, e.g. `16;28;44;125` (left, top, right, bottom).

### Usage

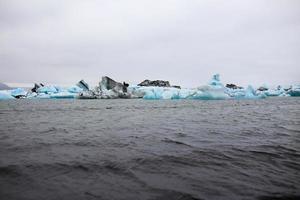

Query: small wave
40;127;69;134
162;138;191;147
258;195;300;200
151;190;203;200
174;132;188;137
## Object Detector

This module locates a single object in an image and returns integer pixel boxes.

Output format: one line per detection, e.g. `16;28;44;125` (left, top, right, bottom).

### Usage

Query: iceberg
0;90;14;100
255;85;287;97
264;89;283;97
142;87;164;99
209;74;224;88
76;79;98;99
97;76;131;99
31;83;44;93
67;86;83;93
27;83;82;99
161;88;180;99
129;86;180;100
288;85;300;96
76;80;90;91
131;74;266;100
10;88;27;98
37;86;58;94
127;85;145;98
178;88;197;99
225;85;266;99
193;85;229;100
244;85;262;99
26;92;51;99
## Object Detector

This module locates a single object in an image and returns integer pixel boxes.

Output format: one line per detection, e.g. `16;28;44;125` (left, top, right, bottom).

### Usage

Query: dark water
0;98;300;200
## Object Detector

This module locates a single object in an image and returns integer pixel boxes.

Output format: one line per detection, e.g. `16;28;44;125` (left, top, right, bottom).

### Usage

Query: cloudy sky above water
1;0;300;87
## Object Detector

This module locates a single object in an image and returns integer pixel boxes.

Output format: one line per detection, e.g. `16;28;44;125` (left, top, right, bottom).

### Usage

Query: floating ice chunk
178;89;197;99
76;80;90;91
131;86;177;100
98;76;130;98
225;85;266;99
127;85;145;98
31;83;44;93
192;86;229;100
264;89;283;96
161;88;180;99
67;86;83;93
288;84;300;96
244;85;266;99
0;90;14;100
142;87;164;99
225;88;246;98
245;85;256;98
26;92;37;99
133;83;230;100
26;92;51;99
101;89;120;99
209;74;224;88
255;85;285;97
77;90;98;99
54;86;66;93
37;86;58;94
10;88;27;98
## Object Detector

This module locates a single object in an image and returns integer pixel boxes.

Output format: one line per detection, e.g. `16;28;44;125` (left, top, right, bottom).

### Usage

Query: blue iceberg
130;86;180;100
37;86;58;94
67;86;83;93
288;85;300;96
10;88;27;98
209;74;224;88
0;90;14;100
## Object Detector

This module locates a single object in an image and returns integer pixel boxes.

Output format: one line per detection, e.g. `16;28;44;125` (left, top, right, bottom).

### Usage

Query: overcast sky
1;0;299;87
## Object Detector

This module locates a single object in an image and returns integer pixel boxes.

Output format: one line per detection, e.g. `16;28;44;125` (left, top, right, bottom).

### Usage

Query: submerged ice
1;74;299;100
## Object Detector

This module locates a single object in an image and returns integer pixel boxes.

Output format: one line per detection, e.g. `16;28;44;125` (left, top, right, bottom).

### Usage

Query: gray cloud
1;0;300;87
